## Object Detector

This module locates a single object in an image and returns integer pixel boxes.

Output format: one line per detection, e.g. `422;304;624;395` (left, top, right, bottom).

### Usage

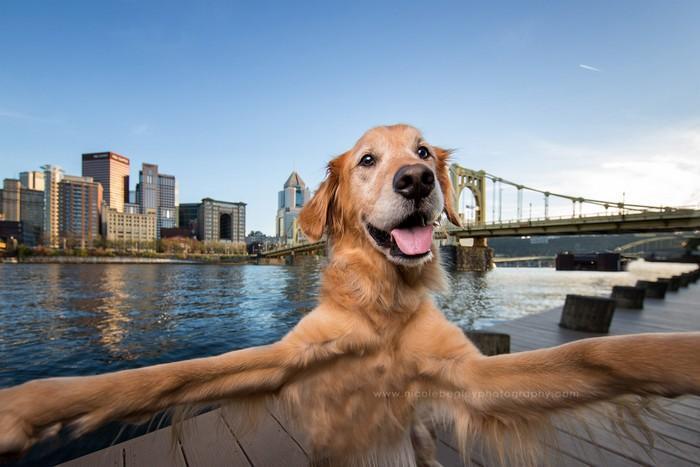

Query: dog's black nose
393;164;435;201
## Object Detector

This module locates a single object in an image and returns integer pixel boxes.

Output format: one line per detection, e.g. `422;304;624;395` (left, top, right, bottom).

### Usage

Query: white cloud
526;121;700;212
0;108;56;122
131;123;150;135
579;64;601;72
0;109;29;119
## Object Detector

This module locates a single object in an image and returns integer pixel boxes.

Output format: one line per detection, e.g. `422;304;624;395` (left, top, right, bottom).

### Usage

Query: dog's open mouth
366;212;434;258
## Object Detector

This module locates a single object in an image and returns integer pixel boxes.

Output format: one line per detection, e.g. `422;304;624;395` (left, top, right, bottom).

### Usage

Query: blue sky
2;1;699;233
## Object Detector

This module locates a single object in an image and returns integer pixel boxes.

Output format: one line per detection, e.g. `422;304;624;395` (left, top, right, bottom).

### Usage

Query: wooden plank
266;402;311;456
483;284;700;466
673;396;700;410
59;445;124;467
665;400;700;423
178;410;251;467
541;446;593;467
266;407;469;466
123;426;186;467
647;403;700;434
557;421;698;467
610;312;700;328
437;430;490;466
543;433;600;467
582;412;700;464
439;428;590;467
436;439;474;467
491;319;586;343
551;427;656;467
220;406;308;467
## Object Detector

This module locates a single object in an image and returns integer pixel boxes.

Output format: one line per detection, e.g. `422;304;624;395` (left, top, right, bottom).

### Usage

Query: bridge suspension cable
482;172;666;213
449;163;682;226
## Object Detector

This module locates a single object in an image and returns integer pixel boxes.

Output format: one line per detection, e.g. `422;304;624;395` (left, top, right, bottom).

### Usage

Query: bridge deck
60;282;700;466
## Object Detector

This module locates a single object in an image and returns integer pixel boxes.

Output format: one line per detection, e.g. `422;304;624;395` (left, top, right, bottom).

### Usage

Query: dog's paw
0;413;62;460
0;382;63;458
0;411;39;457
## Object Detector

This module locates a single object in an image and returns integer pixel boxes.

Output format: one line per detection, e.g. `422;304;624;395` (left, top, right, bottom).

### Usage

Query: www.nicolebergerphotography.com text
373;390;580;401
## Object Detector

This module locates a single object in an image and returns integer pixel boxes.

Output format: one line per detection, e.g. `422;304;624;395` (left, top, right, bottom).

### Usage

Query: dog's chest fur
281;345;424;462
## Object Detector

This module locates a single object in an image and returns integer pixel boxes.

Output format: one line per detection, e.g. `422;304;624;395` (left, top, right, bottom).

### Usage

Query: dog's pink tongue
390;225;434;255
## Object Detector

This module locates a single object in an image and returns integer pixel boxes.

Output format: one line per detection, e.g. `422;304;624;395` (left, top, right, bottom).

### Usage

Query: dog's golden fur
1;124;699;466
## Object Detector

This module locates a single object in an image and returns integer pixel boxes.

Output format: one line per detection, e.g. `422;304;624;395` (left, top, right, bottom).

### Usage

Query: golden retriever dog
1;124;700;466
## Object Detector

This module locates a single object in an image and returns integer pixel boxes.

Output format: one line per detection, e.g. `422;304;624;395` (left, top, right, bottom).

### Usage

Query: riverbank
4;254;315;265
9;254;255;264
17;256;198;264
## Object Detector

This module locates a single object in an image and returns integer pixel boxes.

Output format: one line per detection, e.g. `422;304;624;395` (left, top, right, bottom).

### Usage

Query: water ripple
0;259;692;388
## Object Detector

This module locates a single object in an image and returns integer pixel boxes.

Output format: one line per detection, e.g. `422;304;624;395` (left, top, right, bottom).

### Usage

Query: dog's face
300;124;461;267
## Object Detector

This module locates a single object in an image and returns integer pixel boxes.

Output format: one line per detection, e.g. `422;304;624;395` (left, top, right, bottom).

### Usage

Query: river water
0;260;694;389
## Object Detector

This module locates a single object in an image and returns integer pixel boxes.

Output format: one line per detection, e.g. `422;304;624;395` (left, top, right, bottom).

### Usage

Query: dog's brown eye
359;154;375;167
417;146;431;160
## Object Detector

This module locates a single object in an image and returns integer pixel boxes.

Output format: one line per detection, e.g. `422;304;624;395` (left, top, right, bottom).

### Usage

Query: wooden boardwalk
61;280;700;466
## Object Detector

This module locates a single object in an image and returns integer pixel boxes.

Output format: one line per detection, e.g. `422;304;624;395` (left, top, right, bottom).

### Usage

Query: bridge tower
447;164;492;272
449;164;487;224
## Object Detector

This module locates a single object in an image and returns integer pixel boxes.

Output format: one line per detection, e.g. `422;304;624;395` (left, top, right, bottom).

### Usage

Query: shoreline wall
18;256;199;264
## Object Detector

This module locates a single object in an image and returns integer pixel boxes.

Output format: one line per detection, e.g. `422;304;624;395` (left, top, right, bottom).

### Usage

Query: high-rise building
178;203;200;232
135;163;178;238
0;220;24;248
102;204;157;249
199;198;246;243
19;171;45;191
136;163;158;214
275;171;311;243
124;202;140;214
2;179;43;241
82;152;129;212
21;189;43;246
4;178;43;246
179;199;246;243
158;173;178;232
58;175;103;248
2;179;21;221
42;165;64;247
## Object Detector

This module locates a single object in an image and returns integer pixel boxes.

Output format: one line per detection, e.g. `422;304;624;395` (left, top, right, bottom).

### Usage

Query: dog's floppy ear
434;147;462;227
299;159;341;242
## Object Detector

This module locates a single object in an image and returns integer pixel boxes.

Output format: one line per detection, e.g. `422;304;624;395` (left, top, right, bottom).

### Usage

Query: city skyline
1;1;699;234
0;150;250;248
0;151;253;235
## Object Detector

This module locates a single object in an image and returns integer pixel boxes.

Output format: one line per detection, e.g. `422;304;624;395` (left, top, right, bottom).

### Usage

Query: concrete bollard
559;295;616;333
658;276;680;292
464;331;510;356
611;286;645;309
678;273;690;287
635;280;668;299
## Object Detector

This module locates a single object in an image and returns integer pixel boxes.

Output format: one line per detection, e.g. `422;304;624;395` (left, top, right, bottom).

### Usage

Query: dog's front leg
463;332;700;413
418;324;700;464
0;341;296;457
